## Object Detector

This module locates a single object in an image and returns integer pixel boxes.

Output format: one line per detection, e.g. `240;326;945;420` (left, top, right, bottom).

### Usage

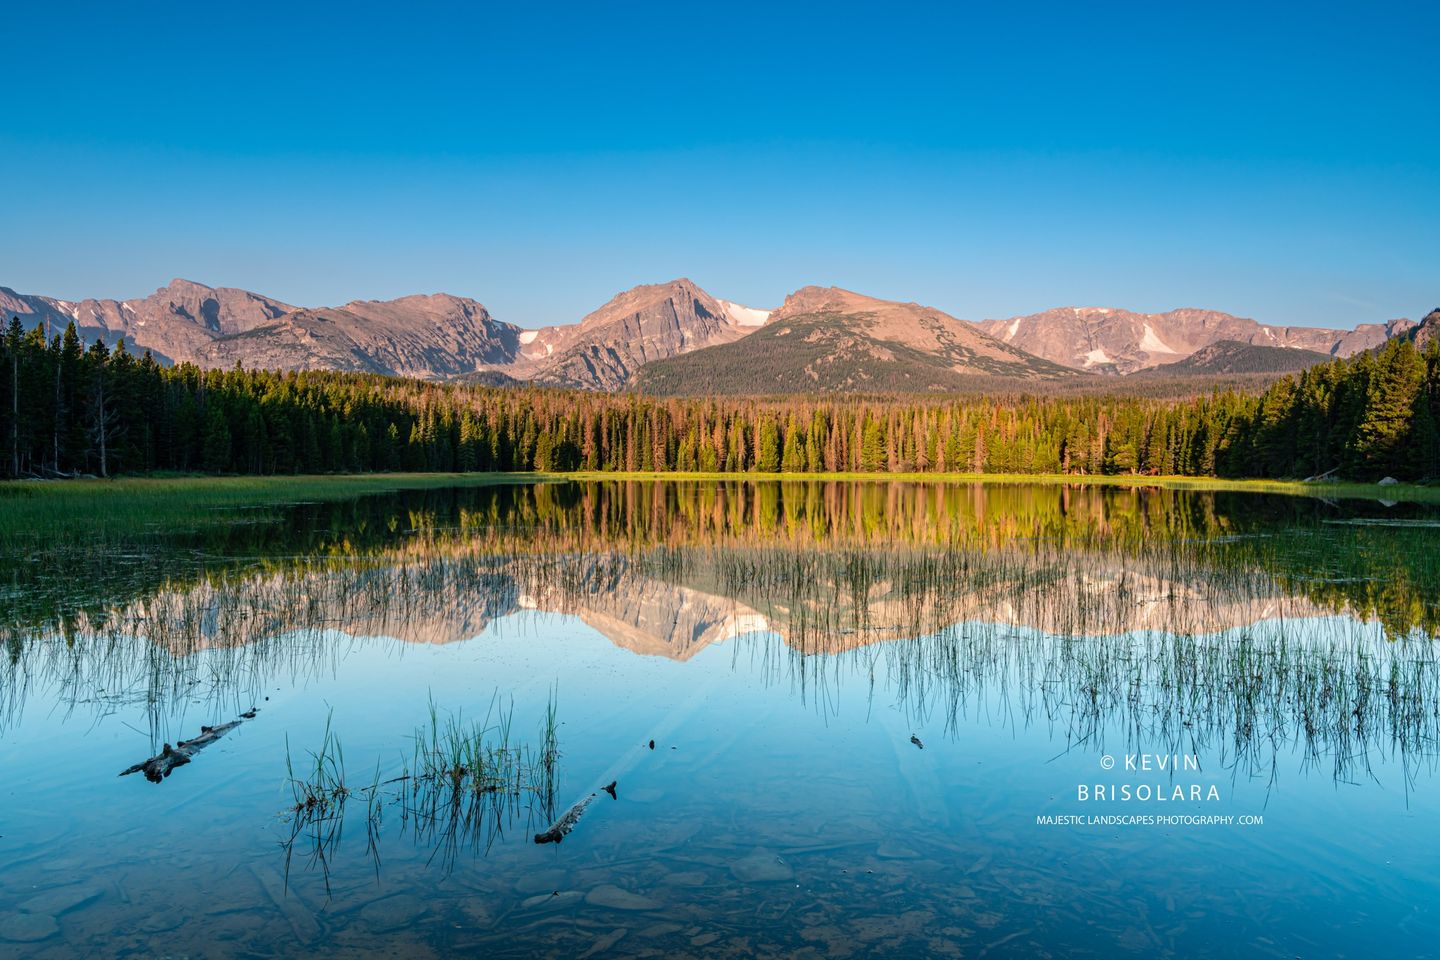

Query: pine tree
1353;340;1424;479
861;416;886;472
755;416;781;472
201;403;232;472
1408;386;1440;480
781;416;806;473
4;317;20;477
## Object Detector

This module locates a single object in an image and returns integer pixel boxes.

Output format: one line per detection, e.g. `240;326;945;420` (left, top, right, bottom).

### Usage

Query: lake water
2;480;1439;958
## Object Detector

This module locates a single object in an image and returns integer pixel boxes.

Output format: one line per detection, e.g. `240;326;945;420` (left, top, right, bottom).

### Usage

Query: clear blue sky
3;1;1435;329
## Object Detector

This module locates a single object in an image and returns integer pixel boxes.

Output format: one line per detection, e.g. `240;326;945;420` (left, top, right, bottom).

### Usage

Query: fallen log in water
533;792;595;844
119;711;256;783
532;686;717;846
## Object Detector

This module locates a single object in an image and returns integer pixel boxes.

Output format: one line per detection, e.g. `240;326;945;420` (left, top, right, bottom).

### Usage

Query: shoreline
2;470;1435;500
2;469;1435;515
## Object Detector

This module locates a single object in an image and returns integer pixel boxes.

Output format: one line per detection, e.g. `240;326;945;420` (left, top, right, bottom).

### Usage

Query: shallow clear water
2;480;1438;957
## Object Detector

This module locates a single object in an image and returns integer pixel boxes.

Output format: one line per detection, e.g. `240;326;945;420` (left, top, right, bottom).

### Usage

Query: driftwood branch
533;793;595;844
120;709;257;783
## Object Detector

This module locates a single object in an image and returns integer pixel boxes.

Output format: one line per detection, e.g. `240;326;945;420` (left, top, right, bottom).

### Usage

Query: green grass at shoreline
2;469;1436;544
0;473;539;543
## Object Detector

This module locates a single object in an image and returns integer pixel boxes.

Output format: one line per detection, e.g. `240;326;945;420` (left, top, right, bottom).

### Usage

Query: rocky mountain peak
1411;308;1440;349
520;278;748;389
772;285;876;318
163;277;210;294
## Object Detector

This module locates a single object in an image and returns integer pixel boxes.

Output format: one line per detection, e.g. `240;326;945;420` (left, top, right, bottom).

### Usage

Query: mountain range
634;285;1072;394
974;306;1414;375
1;277;1430;393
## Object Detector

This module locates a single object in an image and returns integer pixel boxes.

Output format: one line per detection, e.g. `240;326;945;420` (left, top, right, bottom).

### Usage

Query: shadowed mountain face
1139;339;1334;377
635;286;1074;395
977;306;1416;374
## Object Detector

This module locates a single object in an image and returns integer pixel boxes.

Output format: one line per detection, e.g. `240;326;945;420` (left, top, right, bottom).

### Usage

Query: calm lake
2;479;1439;958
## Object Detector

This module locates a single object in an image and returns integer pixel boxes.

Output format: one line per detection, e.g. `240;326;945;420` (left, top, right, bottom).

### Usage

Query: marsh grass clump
281;692;560;880
281;713;356;891
286;713;350;815
396;691;561;864
408;694;542;794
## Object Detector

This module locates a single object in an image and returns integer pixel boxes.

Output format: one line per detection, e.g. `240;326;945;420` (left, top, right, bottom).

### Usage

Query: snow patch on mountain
718;299;772;327
1139;323;1179;354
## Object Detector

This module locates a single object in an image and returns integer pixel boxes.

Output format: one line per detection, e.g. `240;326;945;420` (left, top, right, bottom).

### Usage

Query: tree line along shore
2;316;1437;484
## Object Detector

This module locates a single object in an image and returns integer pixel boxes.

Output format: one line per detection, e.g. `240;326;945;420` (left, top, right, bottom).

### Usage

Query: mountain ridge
2;278;1425;392
1139;339;1334;377
976;305;1414;374
635;286;1076;395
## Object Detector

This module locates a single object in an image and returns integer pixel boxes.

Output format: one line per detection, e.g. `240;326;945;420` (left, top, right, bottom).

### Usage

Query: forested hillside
2;317;1436;482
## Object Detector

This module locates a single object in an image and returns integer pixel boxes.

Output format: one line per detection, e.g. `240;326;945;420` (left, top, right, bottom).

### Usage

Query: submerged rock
585;884;661;911
0;913;60;943
359;894;427;932
249;863;320;944
18;883;101;916
136;912;186;934
660;870;709;887
729;848;794;883
514;870;569;896
520;890;584;911
876;841;922;860
636;922;684;938
578;926;629;958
